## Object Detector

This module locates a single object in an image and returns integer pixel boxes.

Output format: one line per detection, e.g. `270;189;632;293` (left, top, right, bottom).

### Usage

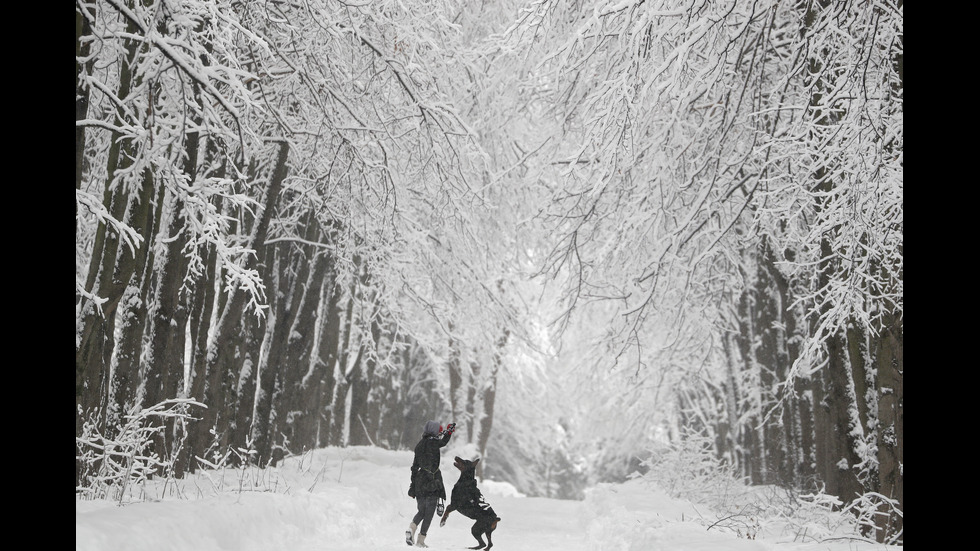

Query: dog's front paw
439;519;446;527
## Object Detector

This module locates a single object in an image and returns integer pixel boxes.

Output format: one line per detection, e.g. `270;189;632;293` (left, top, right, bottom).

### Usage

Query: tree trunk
226;307;262;457
107;179;165;431
193;142;289;461
140;116;207;470
329;294;356;445
448;331;466;437
795;374;817;490
802;0;868;506
721;333;744;474
347;347;375;447
822;329;864;502
749;240;811;487
734;286;764;485
75;8;91;194
255;224;325;464
294;251;341;450
475;330;508;480
142;149;198;411
346;257;380;448
251;246;291;465
75;16;147;447
313;267;343;448
281;237;331;445
811;367;835;495
180;159;224;474
874;310;903;541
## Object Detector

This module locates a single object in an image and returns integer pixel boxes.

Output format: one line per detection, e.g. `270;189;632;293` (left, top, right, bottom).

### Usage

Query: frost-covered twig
76;399;205;503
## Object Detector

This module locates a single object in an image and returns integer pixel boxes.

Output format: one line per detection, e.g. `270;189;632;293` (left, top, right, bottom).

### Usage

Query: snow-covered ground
76;445;899;550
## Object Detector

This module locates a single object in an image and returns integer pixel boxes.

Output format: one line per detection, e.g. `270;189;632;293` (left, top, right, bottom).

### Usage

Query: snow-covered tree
493;0;901;540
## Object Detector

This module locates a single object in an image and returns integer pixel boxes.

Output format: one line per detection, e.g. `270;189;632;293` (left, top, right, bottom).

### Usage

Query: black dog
439;456;500;550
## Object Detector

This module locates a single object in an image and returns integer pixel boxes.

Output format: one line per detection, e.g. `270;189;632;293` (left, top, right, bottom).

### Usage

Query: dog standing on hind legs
439;456;500;550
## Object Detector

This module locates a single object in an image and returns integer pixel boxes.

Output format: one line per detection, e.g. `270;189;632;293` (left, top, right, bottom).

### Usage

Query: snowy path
343;495;588;551
77;463;593;551
76;446;897;551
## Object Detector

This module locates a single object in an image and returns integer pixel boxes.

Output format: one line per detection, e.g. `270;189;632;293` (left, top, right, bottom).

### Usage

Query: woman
406;420;455;547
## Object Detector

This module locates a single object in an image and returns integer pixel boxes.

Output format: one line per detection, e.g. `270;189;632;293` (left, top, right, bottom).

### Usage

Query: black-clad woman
406;420;455;547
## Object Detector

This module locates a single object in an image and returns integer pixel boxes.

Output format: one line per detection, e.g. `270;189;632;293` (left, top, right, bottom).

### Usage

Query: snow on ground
76;445;899;551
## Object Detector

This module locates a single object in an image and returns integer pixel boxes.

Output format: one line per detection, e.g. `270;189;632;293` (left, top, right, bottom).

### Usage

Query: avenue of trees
76;0;902;544
492;0;903;542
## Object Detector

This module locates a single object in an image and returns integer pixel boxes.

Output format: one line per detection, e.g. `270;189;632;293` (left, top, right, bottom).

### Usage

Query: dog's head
453;456;480;472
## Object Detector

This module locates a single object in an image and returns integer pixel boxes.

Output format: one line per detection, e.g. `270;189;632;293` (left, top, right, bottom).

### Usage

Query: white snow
76;445;899;551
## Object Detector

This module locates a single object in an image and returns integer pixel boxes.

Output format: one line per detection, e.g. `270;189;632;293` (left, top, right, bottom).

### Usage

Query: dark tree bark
345;257;380;448
250;244;294;465
447;331;466;438
753;240;810;487
75;8;91;194
230;310;264;457
874;310;903;540
475;330;508;480
328;293;356;446
811;366;835;494
721;333;744;473
193;142;289;462
465;358;478;443
278;232;331;449
142;138;199;412
734;284;764;485
76;15;148;447
254;218;326;464
107;181;165;431
878;6;903;535
313;267;344;448
347;349;375;447
821;329;864;502
796;375;818;490
180;159;224;474
293;249;342;450
812;187;864;504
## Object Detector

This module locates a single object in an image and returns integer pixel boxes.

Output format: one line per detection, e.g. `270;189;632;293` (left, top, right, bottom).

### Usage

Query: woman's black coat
409;430;452;499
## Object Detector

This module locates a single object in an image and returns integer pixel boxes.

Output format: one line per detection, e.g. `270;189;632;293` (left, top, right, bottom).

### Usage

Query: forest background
75;0;903;545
